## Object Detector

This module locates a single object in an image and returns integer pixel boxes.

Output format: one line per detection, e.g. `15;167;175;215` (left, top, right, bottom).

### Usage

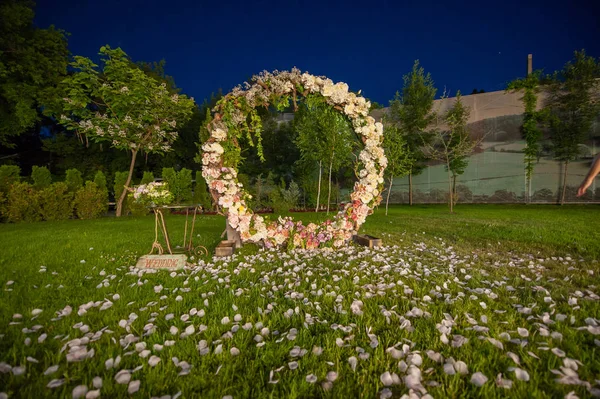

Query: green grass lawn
0;205;599;398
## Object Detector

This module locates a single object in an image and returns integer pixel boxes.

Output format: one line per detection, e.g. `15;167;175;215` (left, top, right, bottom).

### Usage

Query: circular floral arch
201;69;387;249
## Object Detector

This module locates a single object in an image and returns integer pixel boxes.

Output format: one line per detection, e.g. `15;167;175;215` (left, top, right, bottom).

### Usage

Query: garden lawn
0;204;599;398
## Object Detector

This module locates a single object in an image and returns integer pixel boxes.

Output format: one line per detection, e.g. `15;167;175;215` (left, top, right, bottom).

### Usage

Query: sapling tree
381;118;413;214
54;46;195;216
388;60;436;205
424;93;476;213
507;70;545;202
544;50;600;205
295;96;356;213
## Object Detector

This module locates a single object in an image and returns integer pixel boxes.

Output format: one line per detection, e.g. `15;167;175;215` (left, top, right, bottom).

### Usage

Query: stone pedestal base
353;234;382;248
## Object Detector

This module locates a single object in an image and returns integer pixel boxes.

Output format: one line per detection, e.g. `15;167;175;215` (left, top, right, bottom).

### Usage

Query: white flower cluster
130;182;173;207
202;70;387;248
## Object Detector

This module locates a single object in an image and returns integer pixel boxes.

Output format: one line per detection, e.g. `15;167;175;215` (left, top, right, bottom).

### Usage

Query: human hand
576;181;591;197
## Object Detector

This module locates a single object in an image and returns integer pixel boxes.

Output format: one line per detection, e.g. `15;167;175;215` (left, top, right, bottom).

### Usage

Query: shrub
456;184;473;203
39;182;73;221
0;191;6;221
192;171;212;210
140;171;155;185
31;166;52;189
93;171;108;192
177;168;193;203
6;182;41;223
0;165;21;194
65;168;83;193
489;189;517;203
162;167;176;190
162;167;192;204
128;195;149;217
301;178;328;209
73;182;108;219
532;188;554;202
281;180;300;209
268;179;298;213
251;174;267;209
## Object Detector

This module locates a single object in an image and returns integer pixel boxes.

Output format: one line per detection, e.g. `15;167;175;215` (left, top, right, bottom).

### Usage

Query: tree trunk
560;160;569;205
385;175;393;216
315;160;322;212
409;172;413;206
452;174;457;207
116;149;138;217
327;155;333;214
447;167;453;213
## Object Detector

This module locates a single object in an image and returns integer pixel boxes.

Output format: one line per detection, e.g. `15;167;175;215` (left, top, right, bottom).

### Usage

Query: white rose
322;84;334;97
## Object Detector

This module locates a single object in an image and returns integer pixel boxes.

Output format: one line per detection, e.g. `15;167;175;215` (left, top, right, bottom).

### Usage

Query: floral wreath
201;69;387;249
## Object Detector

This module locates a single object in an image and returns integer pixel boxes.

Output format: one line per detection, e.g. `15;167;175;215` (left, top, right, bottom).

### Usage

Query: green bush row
0;181;108;223
0;165;215;222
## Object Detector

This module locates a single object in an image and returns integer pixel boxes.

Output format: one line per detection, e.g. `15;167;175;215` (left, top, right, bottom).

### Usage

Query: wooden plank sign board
136;254;187;270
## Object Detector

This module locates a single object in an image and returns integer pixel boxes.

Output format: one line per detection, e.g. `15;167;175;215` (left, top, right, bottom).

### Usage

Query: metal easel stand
149;206;208;257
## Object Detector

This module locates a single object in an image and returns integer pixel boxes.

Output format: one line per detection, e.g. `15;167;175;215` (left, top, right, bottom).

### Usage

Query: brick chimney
527;54;533;76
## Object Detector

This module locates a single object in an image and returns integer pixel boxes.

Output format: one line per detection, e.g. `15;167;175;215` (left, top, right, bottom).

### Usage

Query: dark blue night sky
35;0;600;105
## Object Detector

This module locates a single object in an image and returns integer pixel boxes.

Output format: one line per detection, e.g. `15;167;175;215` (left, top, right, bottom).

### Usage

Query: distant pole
527;54;533;76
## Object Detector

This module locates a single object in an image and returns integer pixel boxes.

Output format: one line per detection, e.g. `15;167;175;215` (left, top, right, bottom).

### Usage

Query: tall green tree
388;60;436;205
52;46;195;216
424;93;475;213
545;50;600;205
0;0;69;147
507;70;545;202
295;96;357;213
381;119;412;215
446;95;472;207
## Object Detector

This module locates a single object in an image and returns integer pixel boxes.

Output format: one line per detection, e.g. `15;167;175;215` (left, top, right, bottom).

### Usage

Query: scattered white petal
115;370;131;384
552;348;566;358
149;356;161;367
128;380;140;394
471;372;488;387
72;385;88;399
514;368;530;381
44;365;59;375
517;328;529;337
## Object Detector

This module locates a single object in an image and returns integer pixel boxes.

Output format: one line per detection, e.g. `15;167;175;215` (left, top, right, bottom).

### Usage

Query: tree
424;93;476;213
507;70;545;202
545;50;600;205
381;120;412;214
0;0;69;147
295;96;356;213
388;60;436;205
53;46;195;216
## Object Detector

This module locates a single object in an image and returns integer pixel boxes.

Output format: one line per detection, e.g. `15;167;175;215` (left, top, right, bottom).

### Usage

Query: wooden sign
136;254;187;270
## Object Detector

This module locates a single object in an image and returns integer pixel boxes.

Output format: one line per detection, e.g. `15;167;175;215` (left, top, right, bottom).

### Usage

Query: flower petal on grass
43;365;59;375
72;385;87;399
471;372;488;387
47;379;65;389
514;368;530;381
348;356;358;372
128;380;140;394
115;370;131;384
